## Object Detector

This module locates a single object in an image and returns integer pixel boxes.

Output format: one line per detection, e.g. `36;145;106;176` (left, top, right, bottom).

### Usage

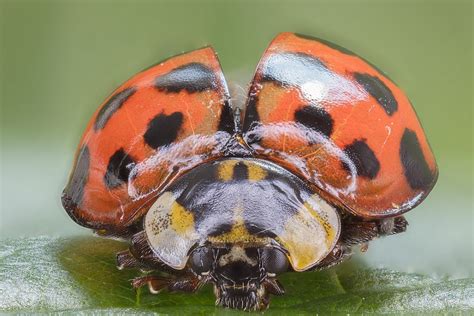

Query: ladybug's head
189;244;288;311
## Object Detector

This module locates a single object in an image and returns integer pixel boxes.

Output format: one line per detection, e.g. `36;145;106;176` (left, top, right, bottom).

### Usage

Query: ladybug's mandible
62;32;438;311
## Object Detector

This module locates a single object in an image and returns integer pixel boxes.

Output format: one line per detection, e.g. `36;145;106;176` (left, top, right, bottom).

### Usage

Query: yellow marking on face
170;202;195;235
244;161;267;182
217;160;238;182
304;202;336;248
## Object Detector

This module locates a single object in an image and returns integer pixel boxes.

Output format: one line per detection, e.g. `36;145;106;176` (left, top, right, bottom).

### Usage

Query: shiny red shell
62;32;438;232
242;33;438;218
62;47;234;229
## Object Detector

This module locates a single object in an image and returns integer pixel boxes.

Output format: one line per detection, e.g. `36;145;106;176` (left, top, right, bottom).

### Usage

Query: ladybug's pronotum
62;32;438;311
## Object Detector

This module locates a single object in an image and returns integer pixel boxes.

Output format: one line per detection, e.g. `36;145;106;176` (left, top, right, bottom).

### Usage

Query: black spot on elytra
354;73;398;116
233;162;249;180
61;145;90;216
155;63;217;93
261;52;329;87
94;87;137;131
144;112;184;149
294;33;356;56
104;148;136;189
294;105;334;138
400;128;435;190
218;100;235;134
343;140;380;179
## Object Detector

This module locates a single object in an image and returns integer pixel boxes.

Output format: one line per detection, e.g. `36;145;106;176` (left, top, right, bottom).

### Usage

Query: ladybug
62;32;438;311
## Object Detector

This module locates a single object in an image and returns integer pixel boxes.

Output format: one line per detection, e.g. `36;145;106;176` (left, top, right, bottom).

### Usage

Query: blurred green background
0;0;472;287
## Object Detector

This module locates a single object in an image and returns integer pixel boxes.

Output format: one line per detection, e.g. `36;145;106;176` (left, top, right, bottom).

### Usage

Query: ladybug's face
189;245;288;310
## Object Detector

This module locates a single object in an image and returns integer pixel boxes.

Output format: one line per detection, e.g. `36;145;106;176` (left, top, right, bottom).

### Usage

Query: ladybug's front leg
116;249;146;270
131;275;173;294
131;274;205;294
117;230;205;295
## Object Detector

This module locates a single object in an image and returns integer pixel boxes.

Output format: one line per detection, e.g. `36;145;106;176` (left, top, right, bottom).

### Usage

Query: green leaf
1;237;472;314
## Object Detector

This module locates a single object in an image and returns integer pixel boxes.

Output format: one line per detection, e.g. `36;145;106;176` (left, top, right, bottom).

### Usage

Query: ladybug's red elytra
62;32;438;311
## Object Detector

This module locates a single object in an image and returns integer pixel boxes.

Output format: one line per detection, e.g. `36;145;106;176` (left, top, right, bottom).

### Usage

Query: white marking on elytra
380;125;392;152
301;81;328;103
245;122;357;196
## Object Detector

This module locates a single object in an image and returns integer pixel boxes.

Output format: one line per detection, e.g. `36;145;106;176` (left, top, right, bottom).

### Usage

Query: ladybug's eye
190;247;213;275
261;247;289;274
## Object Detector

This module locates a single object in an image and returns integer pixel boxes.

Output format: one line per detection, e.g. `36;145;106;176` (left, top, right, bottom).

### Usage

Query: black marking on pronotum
61;145;90;219
245;222;278;238
261;52;329;87
400;128;435;190
104;148;136;189
206;222;234;237
343;139;380;179
294;33;356;56
155;62;217;93
218;100;236;134
233;161;249;181
94;87;137;131
354;73;398;116
144;112;184;149
294;105;334;138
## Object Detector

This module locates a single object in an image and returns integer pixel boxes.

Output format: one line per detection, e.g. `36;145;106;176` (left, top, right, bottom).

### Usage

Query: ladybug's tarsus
132;276;172;294
310;244;353;271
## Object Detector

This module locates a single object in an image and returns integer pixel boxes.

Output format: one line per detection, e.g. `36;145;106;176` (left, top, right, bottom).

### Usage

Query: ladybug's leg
309;215;409;271
377;216;408;236
132;275;174;294
262;277;286;295
310;243;353;271
340;219;379;246
116;249;145;270
120;230;204;294
167;275;205;293
132;274;205;294
339;215;408;248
